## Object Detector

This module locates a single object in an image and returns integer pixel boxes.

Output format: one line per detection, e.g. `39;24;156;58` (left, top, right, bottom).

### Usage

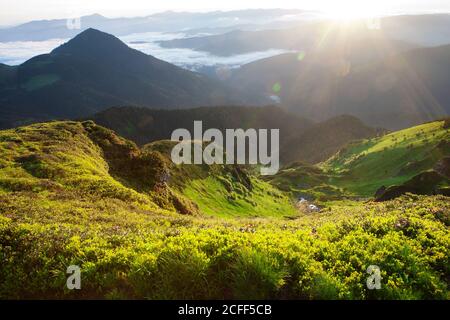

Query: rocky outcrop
375;170;449;201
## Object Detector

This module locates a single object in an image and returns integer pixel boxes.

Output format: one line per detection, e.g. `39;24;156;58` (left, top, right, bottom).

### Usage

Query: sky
0;0;449;26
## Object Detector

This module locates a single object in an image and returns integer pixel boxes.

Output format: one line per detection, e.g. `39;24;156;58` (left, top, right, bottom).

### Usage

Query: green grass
271;120;449;201
0;193;448;299
144;140;298;218
0;120;448;300
324;120;449;196
0;121;295;218
184;176;296;218
0;121;160;208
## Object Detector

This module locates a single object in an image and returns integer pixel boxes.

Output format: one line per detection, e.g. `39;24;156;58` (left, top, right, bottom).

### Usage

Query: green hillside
324;119;450;196
0;121;295;218
271;119;450;201
143;140;296;218
0;120;449;299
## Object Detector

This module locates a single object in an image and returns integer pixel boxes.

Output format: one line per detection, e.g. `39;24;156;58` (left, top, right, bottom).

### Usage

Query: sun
319;0;383;21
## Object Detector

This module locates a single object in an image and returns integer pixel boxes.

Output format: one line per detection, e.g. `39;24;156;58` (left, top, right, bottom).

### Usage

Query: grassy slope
0;121;174;228
0;121;296;218
1;192;448;299
271;119;449;201
183;176;295;218
324;119;450;196
143;140;297;218
0;120;449;299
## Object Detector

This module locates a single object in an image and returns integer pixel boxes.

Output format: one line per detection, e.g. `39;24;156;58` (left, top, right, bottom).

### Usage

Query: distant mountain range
90;106;380;165
0;28;248;129
1;15;449;131
227;42;450;129
90;105;313;145
159;14;450;56
0;9;314;42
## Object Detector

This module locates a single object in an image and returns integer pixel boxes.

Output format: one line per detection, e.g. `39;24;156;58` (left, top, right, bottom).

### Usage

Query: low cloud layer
0;32;290;70
0;39;66;65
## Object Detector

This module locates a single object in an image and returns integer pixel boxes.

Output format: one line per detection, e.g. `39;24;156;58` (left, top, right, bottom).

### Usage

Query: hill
282;115;384;165
90;106;380;165
0;29;246;129
0;9;310;42
90;105;313;145
270;119;450;201
228;44;450;129
382;13;450;47
0;120;448;299
324;118;450;196
0;120;295;218
159;14;450;56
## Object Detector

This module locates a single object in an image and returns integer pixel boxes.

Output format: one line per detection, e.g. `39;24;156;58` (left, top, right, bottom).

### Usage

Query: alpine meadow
0;1;449;304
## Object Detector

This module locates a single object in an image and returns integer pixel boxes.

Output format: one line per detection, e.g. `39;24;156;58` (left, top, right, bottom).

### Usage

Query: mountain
1;120;448;299
281;115;384;165
89;105;313;146
158;22;326;56
382;14;450;47
0;9;312;42
0;120;295;218
324;118;450;198
158;14;450;56
0;14;112;42
271;118;450;200
0;28;247;129
90;106;380;165
227;44;450;129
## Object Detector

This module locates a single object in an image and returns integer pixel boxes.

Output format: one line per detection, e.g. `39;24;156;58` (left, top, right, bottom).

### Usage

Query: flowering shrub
0;195;448;299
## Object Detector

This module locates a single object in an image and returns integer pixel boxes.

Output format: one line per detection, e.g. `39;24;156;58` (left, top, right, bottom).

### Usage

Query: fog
0;31;291;69
0;39;66;65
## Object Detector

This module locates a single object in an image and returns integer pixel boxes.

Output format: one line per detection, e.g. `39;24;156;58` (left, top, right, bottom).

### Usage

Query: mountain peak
82;13;107;20
77;28;111;38
51;28;129;57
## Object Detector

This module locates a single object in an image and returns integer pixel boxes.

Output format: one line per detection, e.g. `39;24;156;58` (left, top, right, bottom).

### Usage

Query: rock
434;157;450;178
375;170;449;201
443;118;450;129
374;185;386;198
296;198;320;213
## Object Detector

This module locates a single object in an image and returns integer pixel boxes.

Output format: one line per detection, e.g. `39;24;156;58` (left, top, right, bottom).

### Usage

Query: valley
0;8;449;301
0;116;448;299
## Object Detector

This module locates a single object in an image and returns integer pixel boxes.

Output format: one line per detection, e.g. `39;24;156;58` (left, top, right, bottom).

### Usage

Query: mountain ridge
0;28;248;129
159;14;450;55
0;9;311;42
89;106;381;165
228;43;450;129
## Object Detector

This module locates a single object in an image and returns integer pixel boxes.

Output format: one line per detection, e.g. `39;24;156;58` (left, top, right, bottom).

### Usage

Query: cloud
0;39;66;65
120;32;292;69
0;32;290;70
